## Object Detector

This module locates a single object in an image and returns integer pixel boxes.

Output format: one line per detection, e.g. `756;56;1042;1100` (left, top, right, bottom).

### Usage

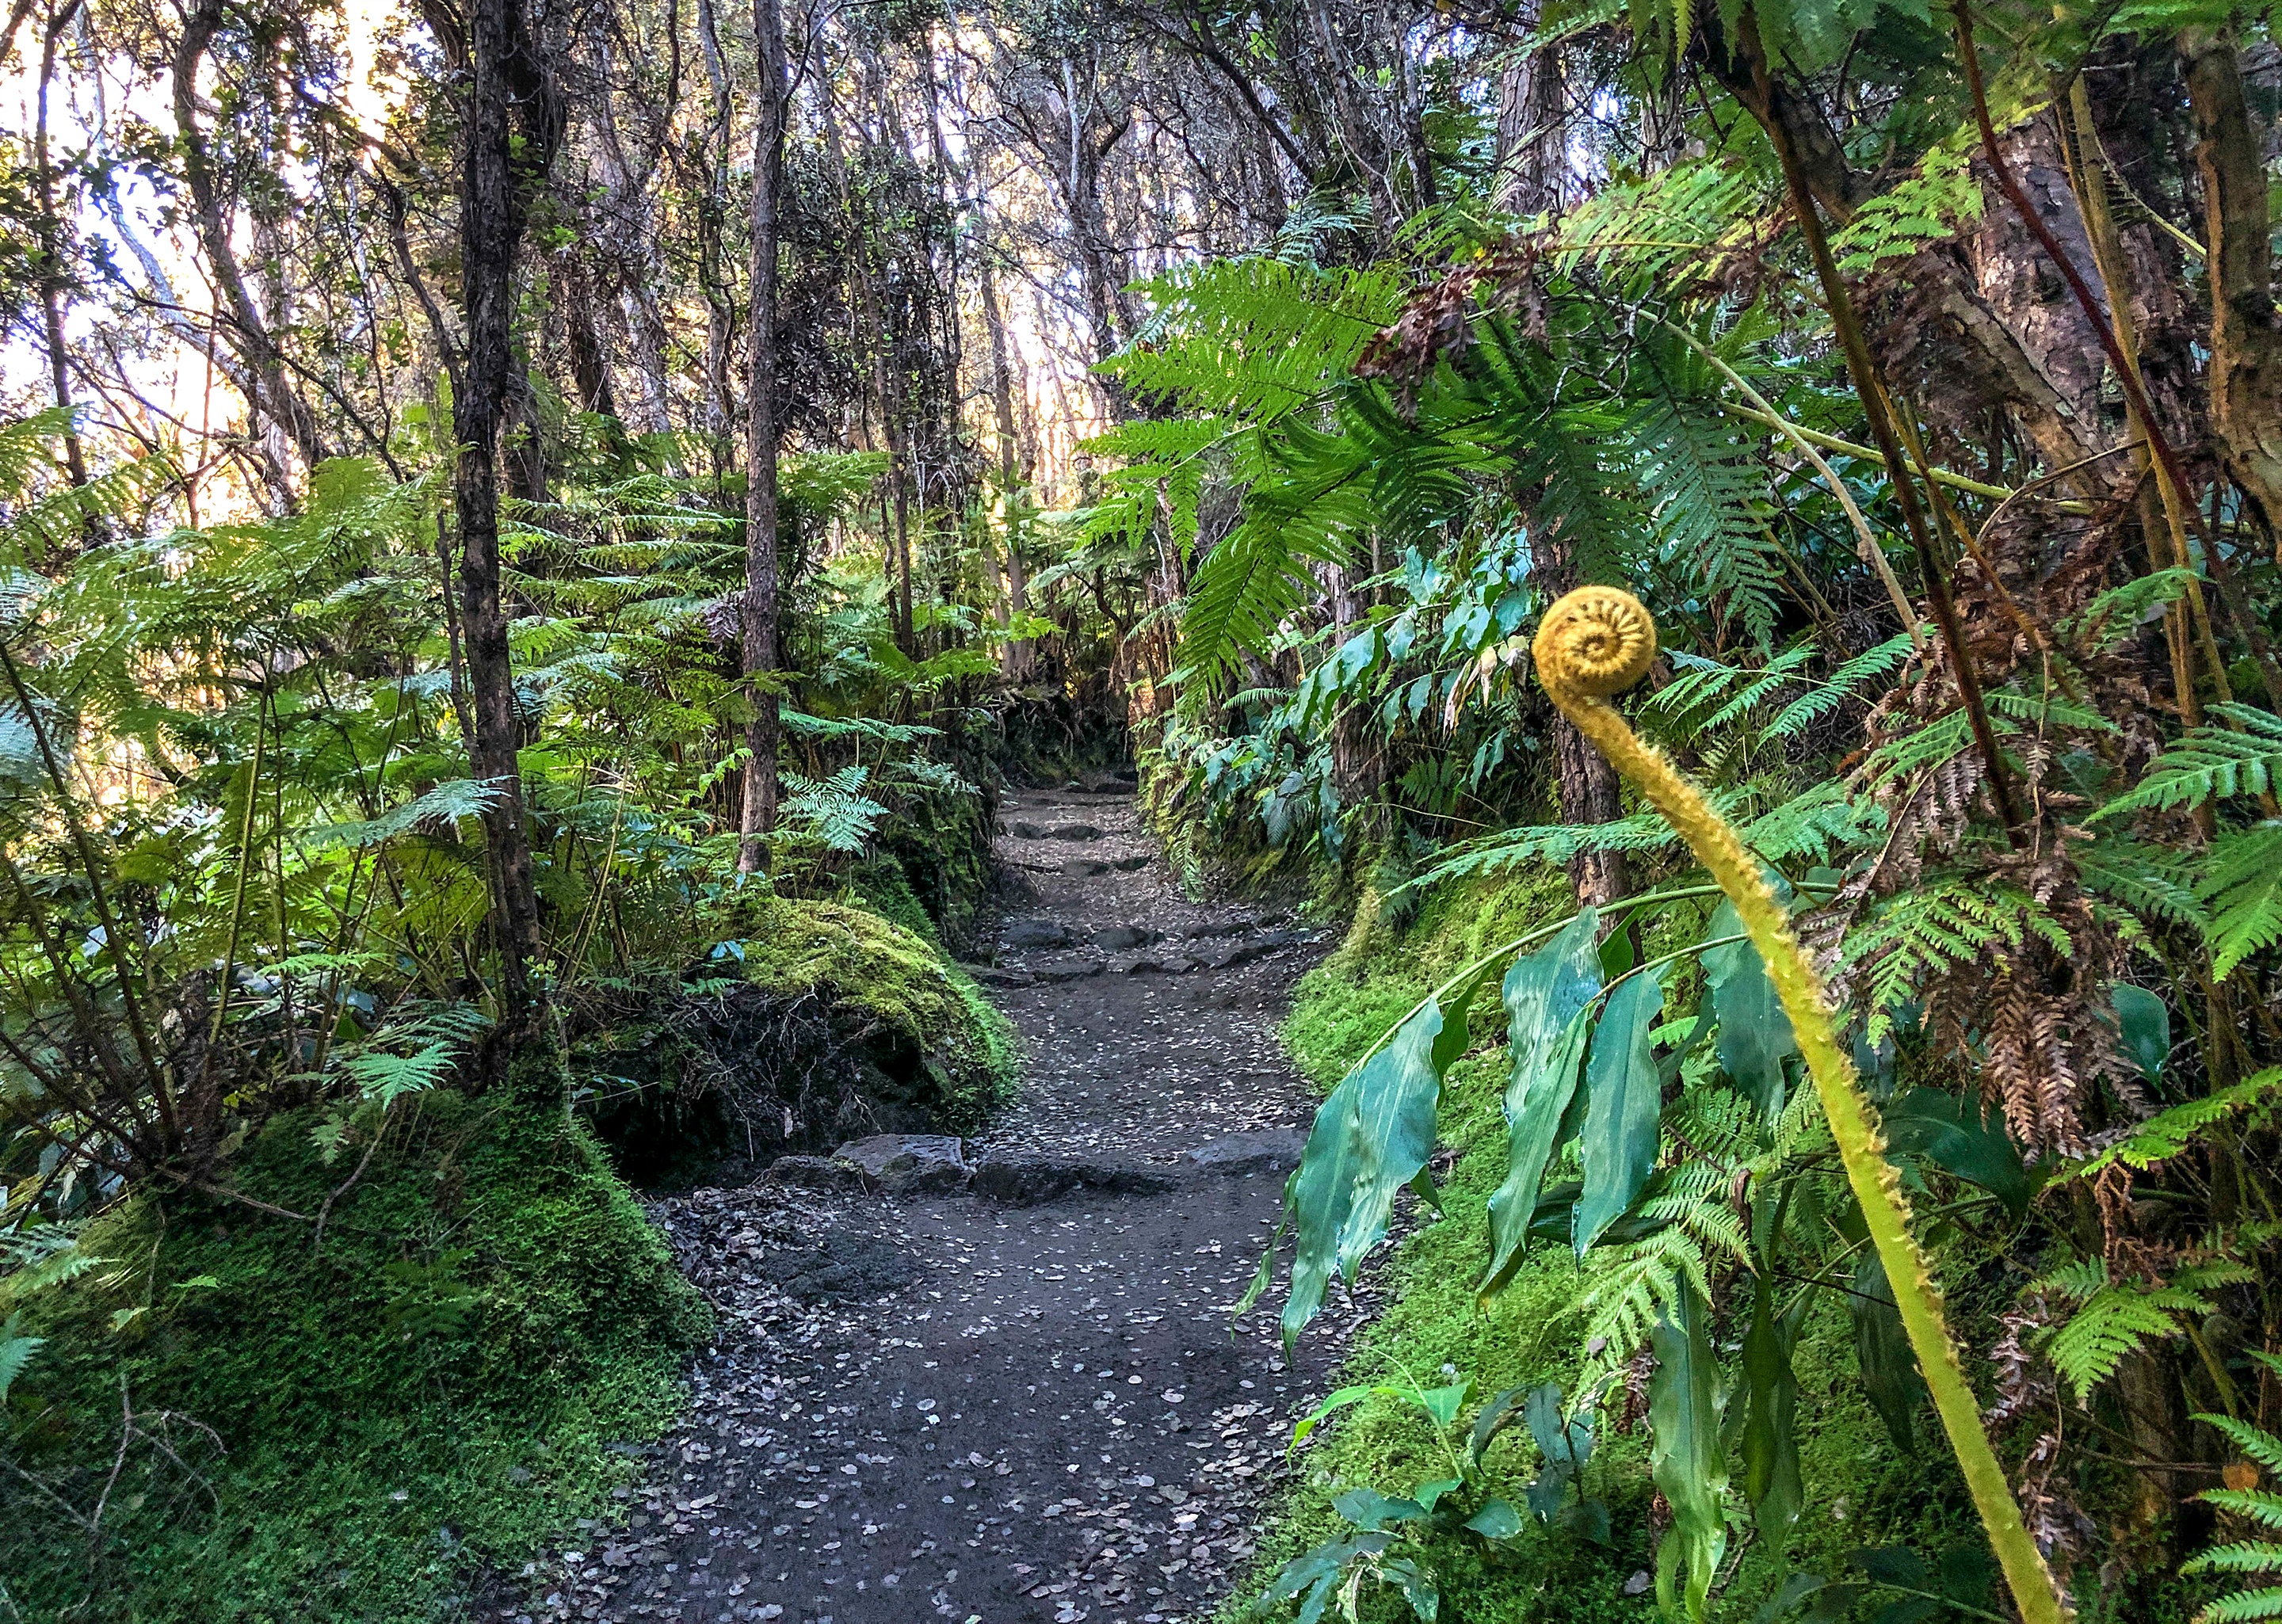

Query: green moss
738;896;1018;1129
2;1094;707;1623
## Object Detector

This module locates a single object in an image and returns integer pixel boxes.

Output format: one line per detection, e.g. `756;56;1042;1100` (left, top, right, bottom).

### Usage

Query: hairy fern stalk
1531;585;2071;1624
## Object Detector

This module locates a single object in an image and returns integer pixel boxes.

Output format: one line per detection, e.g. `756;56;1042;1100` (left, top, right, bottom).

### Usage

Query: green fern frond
2183;1542;2282;1576
2195;1588;2282;1623
2041;1264;2223;1401
2073;1069;2282;1178
2078;836;2211;932
2202;1419;2282;1478
781;764;888;852
1842;879;2055;1037
1624;394;1783;646
2200;824;2282;981
2201;1491;2282;1532
2097;706;2282;821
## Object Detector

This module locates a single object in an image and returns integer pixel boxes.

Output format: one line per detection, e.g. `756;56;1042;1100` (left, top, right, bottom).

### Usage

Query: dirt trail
498;787;1367;1624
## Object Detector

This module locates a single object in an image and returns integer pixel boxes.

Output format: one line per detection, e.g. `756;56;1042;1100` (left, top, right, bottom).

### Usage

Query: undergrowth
1245;869;1998;1623
1;1095;708;1623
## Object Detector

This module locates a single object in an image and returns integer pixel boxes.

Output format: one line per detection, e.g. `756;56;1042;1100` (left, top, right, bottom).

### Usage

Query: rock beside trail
1048;822;1105;841
1186;1129;1309;1176
1061;856;1112;876
969;1152;1179;1205
830;1133;971;1194
1000;917;1075;950
1025;951;1106;982
1093;924;1154;951
759;1153;880;1195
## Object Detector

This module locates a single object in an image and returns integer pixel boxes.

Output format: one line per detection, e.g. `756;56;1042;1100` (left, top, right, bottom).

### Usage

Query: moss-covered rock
574;897;1020;1185
736;895;1018;1130
1;1093;707;1623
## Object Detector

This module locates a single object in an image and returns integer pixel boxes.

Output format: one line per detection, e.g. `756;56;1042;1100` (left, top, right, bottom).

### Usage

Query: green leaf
1742;1274;1805;1542
1465;1498;1525;1539
1878;1088;2032;1219
1704;900;1797;1116
1482;912;1604;1297
1525;1380;1594;1467
0;1315;43;1403
1281;966;1494;1351
1851;1251;1926;1450
2112;982;2171;1085
1334;1488;1429;1530
1292;1386;1376;1450
1574;966;1669;1254
1378;1554;1441;1621
1650;1276;1730;1622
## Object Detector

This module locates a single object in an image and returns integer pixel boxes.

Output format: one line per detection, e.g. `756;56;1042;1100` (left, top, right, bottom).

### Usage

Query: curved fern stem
1532;586;2071;1624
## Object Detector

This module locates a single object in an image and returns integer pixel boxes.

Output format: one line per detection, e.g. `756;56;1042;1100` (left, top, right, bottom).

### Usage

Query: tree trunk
456;0;560;1058
2181;29;2282;551
174;0;329;478
815;43;914;652
979;237;1033;680
1493;19;1564;217
33;0;90;502
738;0;790;871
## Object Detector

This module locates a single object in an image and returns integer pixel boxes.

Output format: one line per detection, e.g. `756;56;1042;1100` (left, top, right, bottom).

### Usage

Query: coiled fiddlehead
1532;587;2070;1624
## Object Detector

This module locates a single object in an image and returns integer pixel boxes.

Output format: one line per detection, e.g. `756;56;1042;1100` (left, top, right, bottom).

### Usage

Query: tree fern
1844;879;2070;1039
2096;705;2282;820
1105;258;1406;421
2078;835;2211;933
2072;1069;2282;1178
2040;1256;2257;1401
1624;393;1784;646
2187;1409;2282;1624
781;764;889;852
2199;824;2282;981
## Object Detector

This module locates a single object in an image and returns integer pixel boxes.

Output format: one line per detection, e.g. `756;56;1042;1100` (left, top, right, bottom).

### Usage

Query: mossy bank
2;1095;708;1622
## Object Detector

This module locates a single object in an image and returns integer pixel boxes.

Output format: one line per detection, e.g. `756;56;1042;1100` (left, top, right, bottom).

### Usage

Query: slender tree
454;0;563;1061
738;0;794;867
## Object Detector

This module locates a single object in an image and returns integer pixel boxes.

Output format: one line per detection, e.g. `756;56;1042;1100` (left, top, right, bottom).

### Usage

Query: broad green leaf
1574;965;1668;1254
2111;982;2169;1085
1467;1385;1530;1466
1334;1487;1428;1530
1526;1459;1576;1521
1411;1476;1464;1512
1704;899;1797;1116
1878;1088;2032;1219
1291;1384;1376;1449
1464;1498;1524;1538
1741;1273;1805;1542
1281;966;1494;1351
1482;912;1603;1296
1851;1251;1926;1450
1650;1276;1730;1622
1525;1380;1593;1467
1415;1382;1470;1427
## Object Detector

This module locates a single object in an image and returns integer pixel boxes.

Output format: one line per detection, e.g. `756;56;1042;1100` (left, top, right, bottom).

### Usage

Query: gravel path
498;787;1372;1624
